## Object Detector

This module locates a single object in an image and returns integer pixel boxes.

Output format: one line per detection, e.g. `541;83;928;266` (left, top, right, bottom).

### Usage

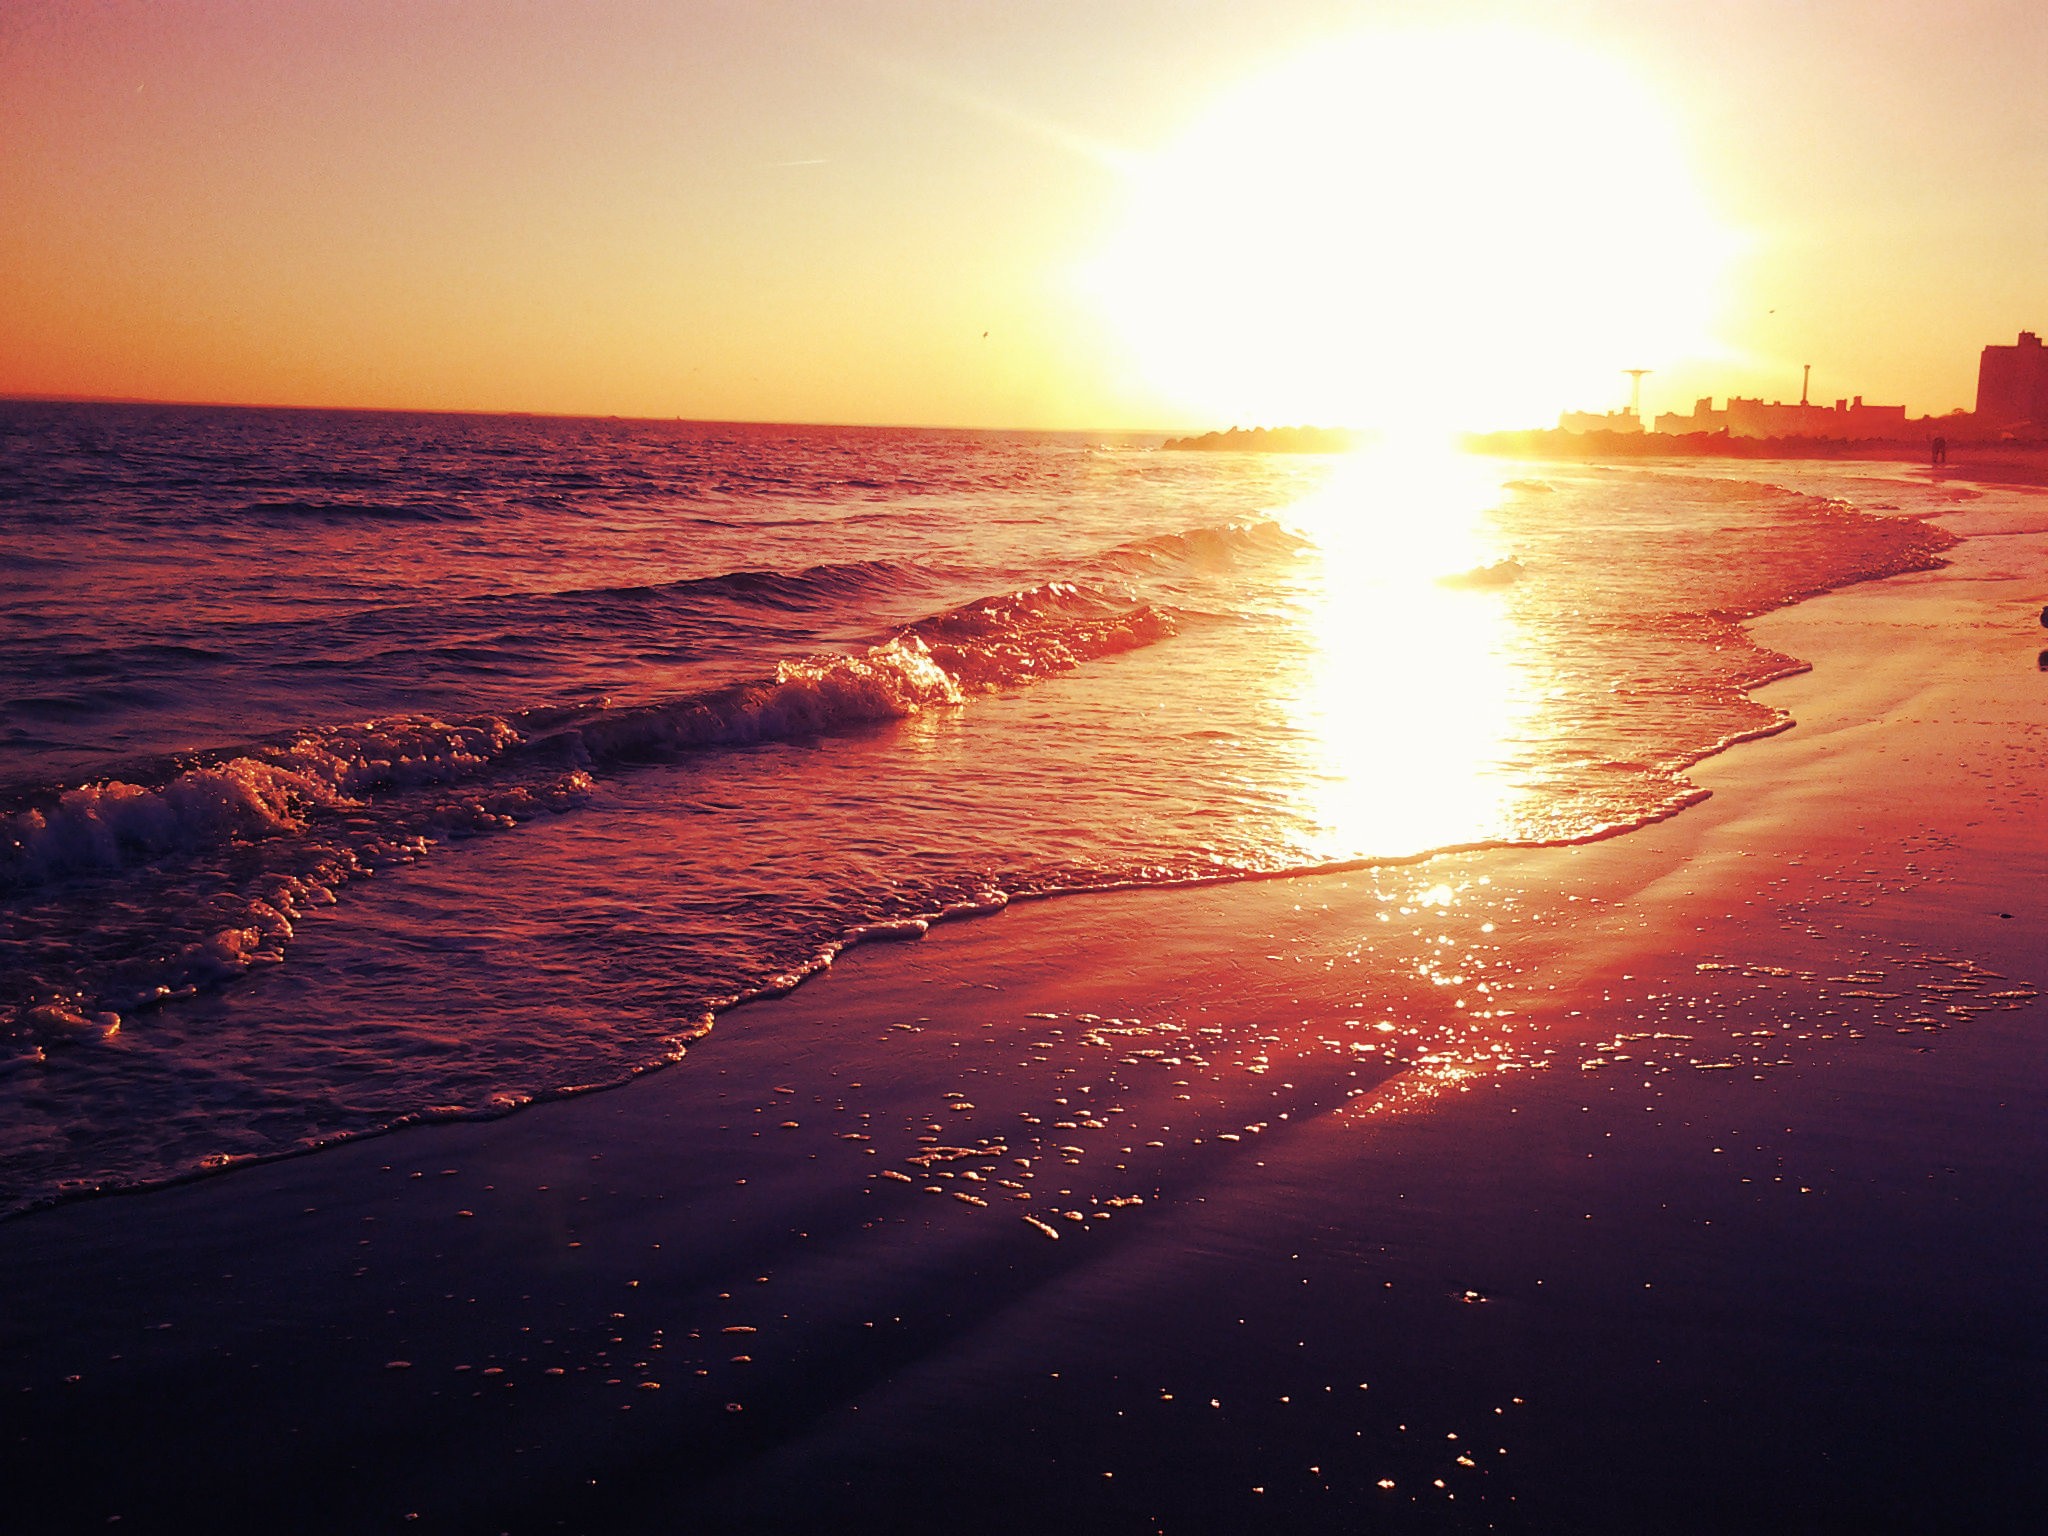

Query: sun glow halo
1088;30;1734;433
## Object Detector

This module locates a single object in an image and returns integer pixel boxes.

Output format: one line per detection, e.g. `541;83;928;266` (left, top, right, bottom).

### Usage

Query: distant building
1557;408;1643;435
1652;394;1906;439
1975;331;2048;429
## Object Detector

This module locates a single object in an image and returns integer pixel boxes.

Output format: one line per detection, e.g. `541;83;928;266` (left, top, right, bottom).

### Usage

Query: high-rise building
1975;331;2048;428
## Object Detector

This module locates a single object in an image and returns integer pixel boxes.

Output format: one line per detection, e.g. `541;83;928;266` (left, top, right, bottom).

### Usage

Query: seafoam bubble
14;1001;122;1046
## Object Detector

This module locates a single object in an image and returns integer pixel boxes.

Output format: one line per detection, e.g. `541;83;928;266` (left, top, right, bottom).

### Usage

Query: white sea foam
0;715;525;890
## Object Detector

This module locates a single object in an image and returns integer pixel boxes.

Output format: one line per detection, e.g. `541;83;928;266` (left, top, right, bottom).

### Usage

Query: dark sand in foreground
4;477;2044;1534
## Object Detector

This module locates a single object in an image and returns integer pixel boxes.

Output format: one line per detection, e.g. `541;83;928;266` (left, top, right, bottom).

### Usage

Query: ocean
0;401;1955;1215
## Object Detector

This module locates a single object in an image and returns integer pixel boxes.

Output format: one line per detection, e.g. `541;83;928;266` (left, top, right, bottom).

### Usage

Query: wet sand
3;486;2045;1534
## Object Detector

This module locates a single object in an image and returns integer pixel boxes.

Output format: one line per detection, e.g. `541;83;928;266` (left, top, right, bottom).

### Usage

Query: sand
3;475;2044;1535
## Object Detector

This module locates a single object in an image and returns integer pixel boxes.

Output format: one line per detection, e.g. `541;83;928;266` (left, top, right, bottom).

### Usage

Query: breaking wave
2;579;1172;895
0;575;1179;1041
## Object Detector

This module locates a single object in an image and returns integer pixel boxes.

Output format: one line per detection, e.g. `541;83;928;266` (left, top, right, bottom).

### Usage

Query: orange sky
3;0;2044;431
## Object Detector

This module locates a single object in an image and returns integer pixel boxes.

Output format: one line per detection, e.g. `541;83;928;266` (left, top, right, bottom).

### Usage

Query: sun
1084;28;1736;435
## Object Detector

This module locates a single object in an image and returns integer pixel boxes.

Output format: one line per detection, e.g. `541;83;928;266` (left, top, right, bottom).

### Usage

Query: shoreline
0;460;1940;1226
1466;435;2048;485
3;472;2044;1532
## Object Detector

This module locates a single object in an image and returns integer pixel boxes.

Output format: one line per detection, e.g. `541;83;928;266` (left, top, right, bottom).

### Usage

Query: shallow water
0;403;1957;1210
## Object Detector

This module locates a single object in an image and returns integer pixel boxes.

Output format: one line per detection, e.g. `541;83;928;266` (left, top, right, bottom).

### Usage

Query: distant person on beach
1931;435;1947;466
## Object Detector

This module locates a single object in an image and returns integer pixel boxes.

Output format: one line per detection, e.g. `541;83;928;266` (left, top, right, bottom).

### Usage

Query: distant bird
982;331;989;340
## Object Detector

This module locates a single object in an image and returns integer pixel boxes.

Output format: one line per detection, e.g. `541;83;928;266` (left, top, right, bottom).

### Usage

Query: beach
9;5;2048;1529
3;461;2042;1534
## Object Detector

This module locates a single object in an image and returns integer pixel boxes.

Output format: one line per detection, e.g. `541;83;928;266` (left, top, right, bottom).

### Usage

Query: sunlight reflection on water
1273;443;1533;861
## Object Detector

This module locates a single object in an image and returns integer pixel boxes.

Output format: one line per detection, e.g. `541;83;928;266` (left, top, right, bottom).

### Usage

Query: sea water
0;402;1955;1211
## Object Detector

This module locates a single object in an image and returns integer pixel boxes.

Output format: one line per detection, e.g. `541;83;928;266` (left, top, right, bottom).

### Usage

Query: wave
117;556;948;662
593;556;930;615
905;580;1176;689
0;715;525;891
1094;518;1307;576
235;499;479;524
523;580;1175;767
1;574;1172;897
0;578;1179;1039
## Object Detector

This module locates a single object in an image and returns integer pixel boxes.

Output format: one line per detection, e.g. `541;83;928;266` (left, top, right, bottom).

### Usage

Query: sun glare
1087;29;1735;434
1272;443;1530;858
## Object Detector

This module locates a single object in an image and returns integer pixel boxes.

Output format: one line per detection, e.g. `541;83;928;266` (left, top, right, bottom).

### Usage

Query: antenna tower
1624;369;1652;419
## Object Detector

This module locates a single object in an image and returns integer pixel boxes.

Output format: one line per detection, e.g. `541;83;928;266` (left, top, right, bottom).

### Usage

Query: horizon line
0;391;1206;440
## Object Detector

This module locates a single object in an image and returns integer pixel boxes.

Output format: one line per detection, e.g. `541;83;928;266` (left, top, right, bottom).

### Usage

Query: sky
2;0;2044;431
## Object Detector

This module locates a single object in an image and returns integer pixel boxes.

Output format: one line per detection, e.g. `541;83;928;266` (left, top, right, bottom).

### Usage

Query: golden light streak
1271;443;1531;860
